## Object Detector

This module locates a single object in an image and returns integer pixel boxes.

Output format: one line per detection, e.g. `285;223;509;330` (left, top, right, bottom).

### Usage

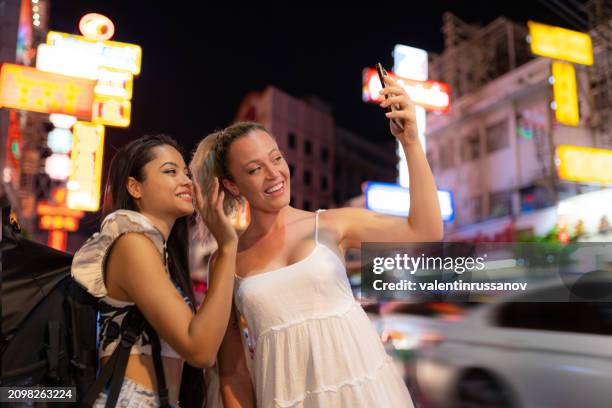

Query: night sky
48;3;576;153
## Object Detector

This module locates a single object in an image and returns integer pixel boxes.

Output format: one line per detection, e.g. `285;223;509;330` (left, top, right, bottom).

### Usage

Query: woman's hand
195;177;238;248
379;75;419;146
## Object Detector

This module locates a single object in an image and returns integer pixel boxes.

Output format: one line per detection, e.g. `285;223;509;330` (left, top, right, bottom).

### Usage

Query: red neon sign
362;67;451;113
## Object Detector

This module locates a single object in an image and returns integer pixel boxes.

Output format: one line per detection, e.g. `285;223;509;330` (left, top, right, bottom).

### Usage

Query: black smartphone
376;62;404;130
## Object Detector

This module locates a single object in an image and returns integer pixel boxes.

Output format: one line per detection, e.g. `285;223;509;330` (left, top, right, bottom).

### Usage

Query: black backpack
1;204;97;406
0;205;202;407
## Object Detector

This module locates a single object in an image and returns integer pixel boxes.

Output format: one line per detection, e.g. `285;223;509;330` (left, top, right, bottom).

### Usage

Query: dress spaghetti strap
315;209;325;244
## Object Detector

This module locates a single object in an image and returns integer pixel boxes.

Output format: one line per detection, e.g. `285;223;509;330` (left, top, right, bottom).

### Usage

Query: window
288;163;295;179
321;176;328;191
439;140;455;170
462;133;480;161
288;132;296;149
489;191;513;219
496;301;612;335
486;120;509;153
303;170;311;185
467;195;482;223
304;140;312;155
321;147;329;163
519;185;555;213
382;302;478;318
334;190;341;205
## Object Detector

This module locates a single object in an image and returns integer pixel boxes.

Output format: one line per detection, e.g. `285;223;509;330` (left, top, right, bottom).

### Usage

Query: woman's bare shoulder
108;232;164;271
112;231;161;254
316;207;354;227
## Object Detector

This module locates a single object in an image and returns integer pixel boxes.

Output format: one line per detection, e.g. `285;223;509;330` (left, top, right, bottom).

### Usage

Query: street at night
2;3;612;408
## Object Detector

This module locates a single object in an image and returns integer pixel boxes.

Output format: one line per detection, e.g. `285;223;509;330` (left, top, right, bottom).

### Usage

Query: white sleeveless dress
234;210;414;408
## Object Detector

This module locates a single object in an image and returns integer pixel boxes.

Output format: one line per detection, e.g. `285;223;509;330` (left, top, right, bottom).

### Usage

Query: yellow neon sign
552;61;580;126
92;97;131;127
0;63;95;118
95;68;133;99
528;21;593;65
67;122;105;211
46;31;142;75
556;145;612;184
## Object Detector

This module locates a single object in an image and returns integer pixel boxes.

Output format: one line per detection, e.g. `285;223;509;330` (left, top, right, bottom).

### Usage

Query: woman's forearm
186;241;238;366
403;139;443;240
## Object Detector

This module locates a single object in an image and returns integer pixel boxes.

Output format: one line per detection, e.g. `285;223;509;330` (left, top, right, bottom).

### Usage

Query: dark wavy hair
103;134;196;310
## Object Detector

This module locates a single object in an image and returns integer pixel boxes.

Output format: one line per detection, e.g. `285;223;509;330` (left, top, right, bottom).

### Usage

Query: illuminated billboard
552;61;580;126
393;44;429;187
528;21;593;66
67;122;105;211
38;30;139;130
95;68;133;99
362;68;451;113
92;97;131;127
393;44;428;81
0;63;95;118
36;43;99;79
556;145;612;184
37;198;84;232
365;182;455;222
46;31;142;74
37;45;134;99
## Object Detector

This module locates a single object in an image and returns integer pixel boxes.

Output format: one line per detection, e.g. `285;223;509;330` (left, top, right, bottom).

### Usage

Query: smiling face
222;129;291;212
127;144;194;219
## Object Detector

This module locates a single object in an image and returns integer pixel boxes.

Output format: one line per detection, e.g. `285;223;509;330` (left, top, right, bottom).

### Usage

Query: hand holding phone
376;62;404;131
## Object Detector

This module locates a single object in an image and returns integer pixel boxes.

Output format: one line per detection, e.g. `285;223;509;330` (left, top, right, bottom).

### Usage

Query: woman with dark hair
191;75;442;407
72;134;238;407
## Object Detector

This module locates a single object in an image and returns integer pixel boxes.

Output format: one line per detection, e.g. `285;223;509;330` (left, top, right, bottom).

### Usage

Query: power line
538;0;589;29
549;0;590;26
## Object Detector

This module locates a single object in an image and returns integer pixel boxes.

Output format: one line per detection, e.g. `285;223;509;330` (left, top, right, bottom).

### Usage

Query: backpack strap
81;307;144;407
145;325;169;407
80;307;170;407
45;321;61;380
67;280;98;398
103;309;146;408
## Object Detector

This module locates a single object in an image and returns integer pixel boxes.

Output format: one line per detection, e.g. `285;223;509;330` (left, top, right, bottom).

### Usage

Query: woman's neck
139;210;174;241
245;206;288;240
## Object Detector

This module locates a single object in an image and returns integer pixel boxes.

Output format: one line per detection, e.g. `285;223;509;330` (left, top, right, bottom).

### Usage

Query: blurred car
363;301;473;382
415;278;612;408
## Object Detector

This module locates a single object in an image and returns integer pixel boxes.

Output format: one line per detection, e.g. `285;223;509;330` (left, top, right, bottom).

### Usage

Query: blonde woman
191;75;442;407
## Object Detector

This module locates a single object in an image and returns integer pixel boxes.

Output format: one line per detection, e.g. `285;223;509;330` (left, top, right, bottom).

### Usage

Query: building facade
235;86;335;211
334;126;396;207
426;13;611;241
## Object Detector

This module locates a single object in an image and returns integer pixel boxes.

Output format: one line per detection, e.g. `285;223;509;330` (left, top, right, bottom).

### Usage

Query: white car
415;278;612;408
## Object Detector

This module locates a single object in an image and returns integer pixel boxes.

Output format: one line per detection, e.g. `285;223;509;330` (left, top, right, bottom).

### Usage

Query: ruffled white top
234;210;414;408
71;209;184;359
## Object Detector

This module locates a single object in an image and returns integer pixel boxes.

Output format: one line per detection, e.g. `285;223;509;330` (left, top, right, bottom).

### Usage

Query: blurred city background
2;2;612;407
